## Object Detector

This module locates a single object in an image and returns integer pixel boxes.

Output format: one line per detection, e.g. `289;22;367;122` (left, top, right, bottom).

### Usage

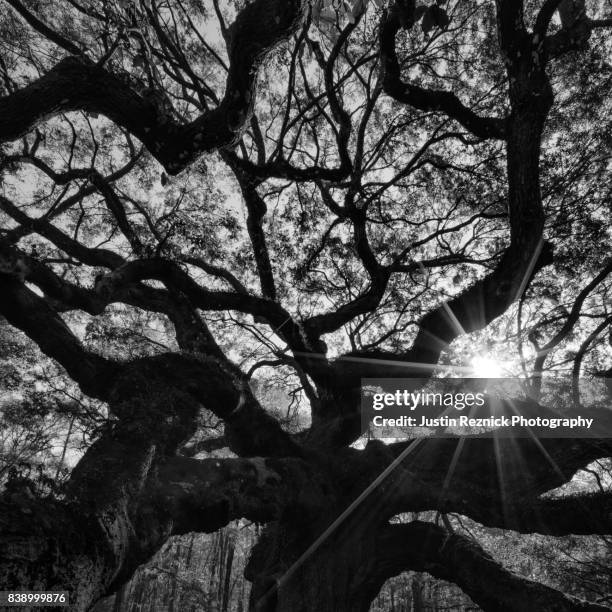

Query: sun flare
471;355;504;378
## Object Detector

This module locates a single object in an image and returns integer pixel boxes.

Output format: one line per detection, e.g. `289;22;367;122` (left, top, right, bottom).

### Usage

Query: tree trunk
246;513;383;612
0;381;196;611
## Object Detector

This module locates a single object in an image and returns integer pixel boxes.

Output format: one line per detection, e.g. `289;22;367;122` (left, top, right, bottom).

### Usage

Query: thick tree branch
224;151;352;183
0;245;300;458
324;1;556;419
94;258;319;361
378;521;611;611
0;273;117;398
546;5;611;58
379;6;506;140
154;455;326;534
0;195;125;268
534;0;565;38
0;0;308;174
367;433;612;536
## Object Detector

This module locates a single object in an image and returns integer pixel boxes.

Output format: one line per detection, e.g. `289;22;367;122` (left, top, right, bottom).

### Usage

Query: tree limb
0;0;308;174
4;0;82;55
0;273;117;398
379;5;506;140
378;521;611;611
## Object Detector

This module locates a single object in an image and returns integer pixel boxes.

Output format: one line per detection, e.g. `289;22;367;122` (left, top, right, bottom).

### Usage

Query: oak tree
1;0;612;610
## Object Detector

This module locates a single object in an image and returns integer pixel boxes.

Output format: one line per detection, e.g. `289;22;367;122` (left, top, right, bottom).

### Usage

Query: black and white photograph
1;0;611;610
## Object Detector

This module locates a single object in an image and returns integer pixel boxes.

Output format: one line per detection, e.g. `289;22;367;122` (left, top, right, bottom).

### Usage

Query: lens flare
471;355;504;378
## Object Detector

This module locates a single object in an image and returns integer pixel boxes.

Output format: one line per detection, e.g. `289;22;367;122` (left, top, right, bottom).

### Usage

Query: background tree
0;0;611;610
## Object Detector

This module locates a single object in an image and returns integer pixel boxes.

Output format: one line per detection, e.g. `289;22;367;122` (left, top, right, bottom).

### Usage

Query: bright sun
471;355;504;378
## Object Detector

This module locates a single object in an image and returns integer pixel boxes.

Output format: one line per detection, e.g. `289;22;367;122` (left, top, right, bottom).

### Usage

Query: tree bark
246;516;381;612
245;513;611;612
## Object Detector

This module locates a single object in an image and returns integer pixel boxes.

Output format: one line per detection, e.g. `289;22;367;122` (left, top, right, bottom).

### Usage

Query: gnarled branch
378;521;611;611
0;0;308;174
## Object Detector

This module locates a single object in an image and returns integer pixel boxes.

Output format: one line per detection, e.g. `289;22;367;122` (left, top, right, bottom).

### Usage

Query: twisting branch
546;0;612;57
379;4;506;140
0;0;309;174
0;272;117;399
94;258;303;342
375;433;612;536
378;521;611;611
0;195;124;268
330;0;555;387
